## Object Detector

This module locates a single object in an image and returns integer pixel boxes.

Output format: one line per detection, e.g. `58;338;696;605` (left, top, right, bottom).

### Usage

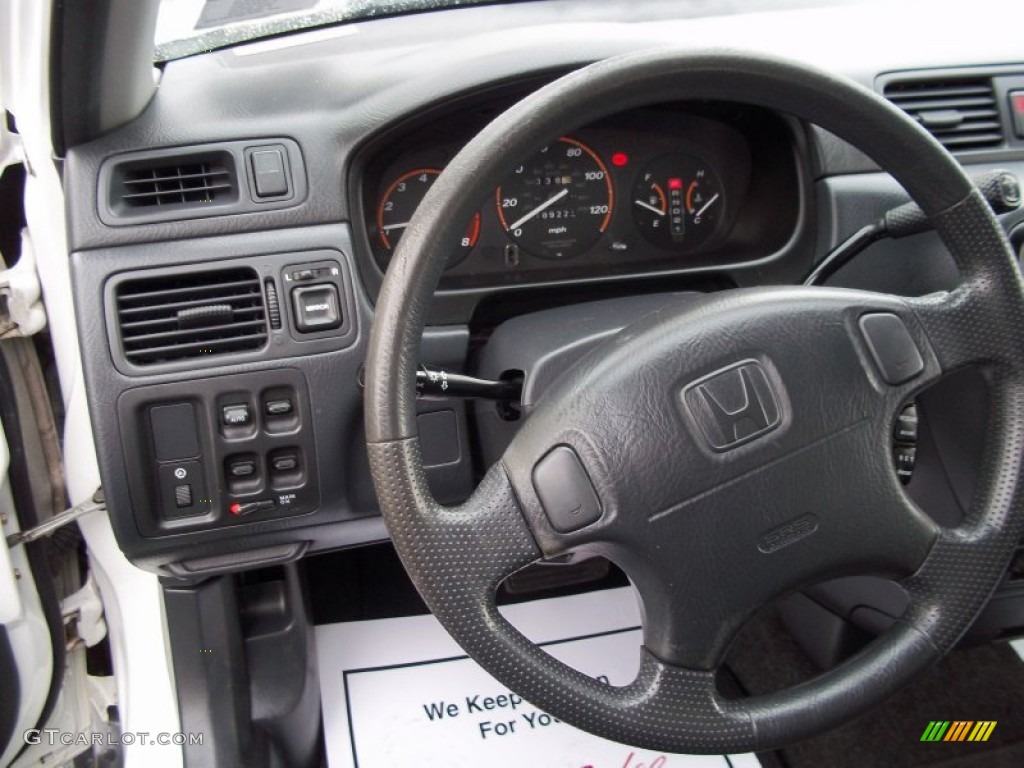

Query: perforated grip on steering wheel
367;438;760;752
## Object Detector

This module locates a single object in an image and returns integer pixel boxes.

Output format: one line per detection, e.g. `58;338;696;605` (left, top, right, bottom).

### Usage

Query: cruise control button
894;403;919;444
292;284;342;333
895;445;917;484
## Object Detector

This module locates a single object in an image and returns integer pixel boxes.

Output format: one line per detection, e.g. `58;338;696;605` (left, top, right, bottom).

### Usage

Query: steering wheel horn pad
365;49;1024;752
502;287;940;671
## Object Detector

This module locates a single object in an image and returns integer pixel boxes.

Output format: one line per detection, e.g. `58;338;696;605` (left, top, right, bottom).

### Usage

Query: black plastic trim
103;249;355;377
97;138;307;226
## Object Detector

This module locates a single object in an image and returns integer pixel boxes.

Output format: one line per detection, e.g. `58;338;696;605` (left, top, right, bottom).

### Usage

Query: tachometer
495;137;613;260
375;168;481;268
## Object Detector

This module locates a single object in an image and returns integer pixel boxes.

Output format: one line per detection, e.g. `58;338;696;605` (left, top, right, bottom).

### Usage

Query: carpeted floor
725;609;1024;768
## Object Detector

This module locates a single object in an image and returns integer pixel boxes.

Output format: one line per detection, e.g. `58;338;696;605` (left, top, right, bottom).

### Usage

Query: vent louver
115;267;268;366
112;150;238;213
884;77;1004;151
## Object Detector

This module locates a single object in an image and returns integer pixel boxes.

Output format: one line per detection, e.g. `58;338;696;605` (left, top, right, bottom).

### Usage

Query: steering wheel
363;49;1024;752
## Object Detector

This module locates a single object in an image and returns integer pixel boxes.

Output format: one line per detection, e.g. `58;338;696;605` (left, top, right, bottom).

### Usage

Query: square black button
292;284;341;333
250;147;289;198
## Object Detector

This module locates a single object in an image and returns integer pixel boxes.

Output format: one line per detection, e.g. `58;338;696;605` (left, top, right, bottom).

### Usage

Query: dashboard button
159;461;205;519
292;284;342;333
228;459;257;478
222;403;251;426
251;147;289;198
1010;91;1024;139
265;398;293;416
271;453;299;473
174;484;193;508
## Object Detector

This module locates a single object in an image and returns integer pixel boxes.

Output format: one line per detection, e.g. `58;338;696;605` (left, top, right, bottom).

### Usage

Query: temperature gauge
632;153;724;252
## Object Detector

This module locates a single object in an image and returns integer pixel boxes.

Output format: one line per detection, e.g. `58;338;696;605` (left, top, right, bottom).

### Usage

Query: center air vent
883;76;1003;152
115;267;268;366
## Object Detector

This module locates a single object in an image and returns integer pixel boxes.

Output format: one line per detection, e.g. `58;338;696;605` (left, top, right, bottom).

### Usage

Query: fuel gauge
632;153;724;252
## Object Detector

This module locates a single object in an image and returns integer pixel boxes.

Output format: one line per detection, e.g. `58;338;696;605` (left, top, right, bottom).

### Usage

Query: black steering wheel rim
364;48;1024;752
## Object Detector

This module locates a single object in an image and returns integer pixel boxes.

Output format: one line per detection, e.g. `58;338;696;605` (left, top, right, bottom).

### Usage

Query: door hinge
62;572;107;649
0;229;47;338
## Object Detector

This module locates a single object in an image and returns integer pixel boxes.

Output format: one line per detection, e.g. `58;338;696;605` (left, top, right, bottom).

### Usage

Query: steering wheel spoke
367;440;542;611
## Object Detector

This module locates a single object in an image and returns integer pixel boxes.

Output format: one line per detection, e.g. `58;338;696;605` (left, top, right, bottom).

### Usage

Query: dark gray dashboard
63;0;1024;576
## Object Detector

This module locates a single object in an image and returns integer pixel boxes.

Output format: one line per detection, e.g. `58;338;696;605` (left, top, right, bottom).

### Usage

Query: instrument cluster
359;103;802;290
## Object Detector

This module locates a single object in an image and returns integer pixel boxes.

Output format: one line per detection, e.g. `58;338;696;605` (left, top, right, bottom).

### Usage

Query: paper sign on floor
316;586;761;768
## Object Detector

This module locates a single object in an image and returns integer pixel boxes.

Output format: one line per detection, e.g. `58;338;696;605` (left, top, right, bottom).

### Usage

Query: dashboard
59;0;1024;580
358;101;801;290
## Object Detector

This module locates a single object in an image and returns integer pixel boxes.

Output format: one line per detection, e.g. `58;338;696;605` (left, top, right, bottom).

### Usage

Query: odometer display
495;137;613;260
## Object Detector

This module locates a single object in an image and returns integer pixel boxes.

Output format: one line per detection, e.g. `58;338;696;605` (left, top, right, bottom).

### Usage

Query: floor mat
316;587;761;768
725;610;1024;768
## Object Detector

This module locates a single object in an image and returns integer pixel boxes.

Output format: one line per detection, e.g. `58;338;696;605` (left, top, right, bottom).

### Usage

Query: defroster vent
884;76;1004;152
115;267;268;366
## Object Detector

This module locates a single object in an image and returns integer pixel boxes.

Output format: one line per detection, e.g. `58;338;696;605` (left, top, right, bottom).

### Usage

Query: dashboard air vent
884;77;1003;151
115;267;268;366
111;150;238;214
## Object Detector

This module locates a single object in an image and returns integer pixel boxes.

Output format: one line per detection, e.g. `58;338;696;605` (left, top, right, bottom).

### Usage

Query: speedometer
495;137;613;260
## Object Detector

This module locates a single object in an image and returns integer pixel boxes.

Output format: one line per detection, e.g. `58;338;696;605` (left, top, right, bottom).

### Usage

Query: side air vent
883;77;1003;151
110;151;238;215
98;139;307;226
115;267;268;366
